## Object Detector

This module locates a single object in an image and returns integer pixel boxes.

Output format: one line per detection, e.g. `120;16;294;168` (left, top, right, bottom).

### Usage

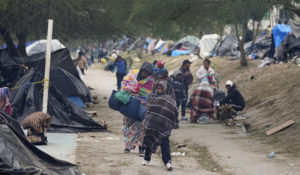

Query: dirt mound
208;58;300;155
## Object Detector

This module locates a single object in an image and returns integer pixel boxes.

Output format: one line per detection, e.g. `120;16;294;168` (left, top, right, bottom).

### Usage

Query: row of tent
0;39;107;174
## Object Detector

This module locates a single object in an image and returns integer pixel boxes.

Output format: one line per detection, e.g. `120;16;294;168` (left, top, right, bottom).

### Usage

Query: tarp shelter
213;35;240;58
26;39;66;56
199;34;220;58
50;67;91;103
272;24;292;48
244;33;272;59
175;36;200;46
10;69;106;133
276;33;300;61
0;111;81;174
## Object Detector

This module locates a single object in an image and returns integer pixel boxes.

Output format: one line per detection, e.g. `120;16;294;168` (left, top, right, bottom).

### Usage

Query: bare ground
76;60;300;175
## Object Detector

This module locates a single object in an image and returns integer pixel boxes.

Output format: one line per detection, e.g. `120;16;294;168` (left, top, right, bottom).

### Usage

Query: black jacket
220;85;245;107
167;75;186;102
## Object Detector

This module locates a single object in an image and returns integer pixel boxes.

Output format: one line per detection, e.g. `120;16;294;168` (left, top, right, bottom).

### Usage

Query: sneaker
141;160;150;166
139;149;145;157
181;117;188;121
123;148;130;153
166;162;173;171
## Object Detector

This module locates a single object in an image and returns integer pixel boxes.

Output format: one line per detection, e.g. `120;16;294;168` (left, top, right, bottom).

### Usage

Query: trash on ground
268;152;275;158
175;144;187;148
171;152;186;156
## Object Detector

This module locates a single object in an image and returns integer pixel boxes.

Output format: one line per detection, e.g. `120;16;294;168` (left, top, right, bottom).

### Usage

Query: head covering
225;80;233;87
182;59;192;66
0;87;11;114
173;70;182;77
155;80;168;95
137;62;153;81
157;60;165;68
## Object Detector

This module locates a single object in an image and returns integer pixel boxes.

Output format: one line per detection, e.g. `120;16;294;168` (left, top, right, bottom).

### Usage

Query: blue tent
272;24;292;48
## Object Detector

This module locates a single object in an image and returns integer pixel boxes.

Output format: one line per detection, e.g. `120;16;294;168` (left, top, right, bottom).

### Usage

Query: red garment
190;88;215;122
5;105;12;115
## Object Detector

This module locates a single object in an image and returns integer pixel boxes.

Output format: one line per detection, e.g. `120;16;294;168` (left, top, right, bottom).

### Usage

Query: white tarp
199;34;220;58
26;39;65;56
154;39;166;50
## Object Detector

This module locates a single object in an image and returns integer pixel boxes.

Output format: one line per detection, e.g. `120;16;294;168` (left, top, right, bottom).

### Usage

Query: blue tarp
144;37;151;49
171;49;191;56
68;96;86;108
272;24;292;48
157;43;166;52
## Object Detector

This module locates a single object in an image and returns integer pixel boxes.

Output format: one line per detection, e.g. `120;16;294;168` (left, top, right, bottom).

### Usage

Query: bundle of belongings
22;112;51;145
108;70;147;121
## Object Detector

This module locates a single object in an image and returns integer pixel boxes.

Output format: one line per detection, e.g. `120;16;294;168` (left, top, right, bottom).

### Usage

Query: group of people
116;58;246;171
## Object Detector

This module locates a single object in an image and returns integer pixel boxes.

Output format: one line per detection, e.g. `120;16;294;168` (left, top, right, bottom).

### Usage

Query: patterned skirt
122;117;145;150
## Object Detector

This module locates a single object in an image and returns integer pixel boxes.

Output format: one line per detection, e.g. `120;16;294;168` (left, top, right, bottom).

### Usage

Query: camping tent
10;69;106;133
199;34;220;58
213;35;240;58
175;36;200;46
0;111;81;174
272;24;291;48
26;39;66;56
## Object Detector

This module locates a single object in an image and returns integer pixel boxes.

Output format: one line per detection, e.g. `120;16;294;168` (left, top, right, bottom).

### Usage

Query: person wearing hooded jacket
220;80;245;111
168;70;186;110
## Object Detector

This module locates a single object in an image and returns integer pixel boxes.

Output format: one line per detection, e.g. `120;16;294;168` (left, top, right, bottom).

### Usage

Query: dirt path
76;64;300;175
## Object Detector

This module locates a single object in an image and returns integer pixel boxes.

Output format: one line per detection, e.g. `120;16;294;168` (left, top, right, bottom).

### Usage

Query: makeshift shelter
199;34;220;58
50;67;91;104
272;24;291;48
10;69;106;133
0;111;81;174
26;39;66;56
213;35;240;58
244;33;272;59
175;36;200;46
169;36;200;56
275;33;300;61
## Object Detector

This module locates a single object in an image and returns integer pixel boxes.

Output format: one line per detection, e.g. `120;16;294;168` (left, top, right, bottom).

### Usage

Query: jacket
220;85;245;108
168;75;186;102
196;65;217;87
78;56;88;69
179;67;194;89
115;59;127;74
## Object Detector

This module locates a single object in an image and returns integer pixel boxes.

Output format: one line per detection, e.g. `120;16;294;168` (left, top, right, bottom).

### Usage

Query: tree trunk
234;23;248;66
17;33;27;57
0;26;18;56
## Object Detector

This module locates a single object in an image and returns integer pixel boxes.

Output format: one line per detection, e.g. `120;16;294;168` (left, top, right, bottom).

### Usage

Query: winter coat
179;67;194;89
168;75;186;103
115;59;127;74
220;85;245;108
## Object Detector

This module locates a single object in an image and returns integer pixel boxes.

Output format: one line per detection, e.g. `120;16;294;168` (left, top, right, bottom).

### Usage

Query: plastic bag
115;91;131;104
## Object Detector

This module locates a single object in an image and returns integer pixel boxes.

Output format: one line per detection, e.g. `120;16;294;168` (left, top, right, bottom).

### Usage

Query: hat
225;80;233;87
183;59;192;65
157;60;165;68
173;70;182;77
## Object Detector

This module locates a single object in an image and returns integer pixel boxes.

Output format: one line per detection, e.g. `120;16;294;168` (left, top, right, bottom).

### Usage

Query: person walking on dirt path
141;80;178;171
114;56;127;91
122;62;154;156
196;59;217;88
77;51;88;75
179;60;193;120
168;70;186;125
220;80;245;112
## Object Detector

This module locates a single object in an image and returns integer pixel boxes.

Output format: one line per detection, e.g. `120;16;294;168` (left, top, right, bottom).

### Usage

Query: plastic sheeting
26;39;66;56
199;34;220;58
0;111;81;175
272;24;291;48
244;33;272;59
171;49;191;56
50;67;91;102
175;36;200;46
10;69;106;133
213;35;240;58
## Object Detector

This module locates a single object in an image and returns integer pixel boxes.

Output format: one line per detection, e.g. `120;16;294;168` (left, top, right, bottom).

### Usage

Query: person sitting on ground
220;80;245;112
77;51;88;75
153;60;169;81
0;87;12;115
196;59;217;87
168;70;186;122
142;80;178;171
114;56;127;91
22;112;51;145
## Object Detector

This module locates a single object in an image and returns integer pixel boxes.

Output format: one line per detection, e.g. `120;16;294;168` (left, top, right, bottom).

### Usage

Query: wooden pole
42;19;53;113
